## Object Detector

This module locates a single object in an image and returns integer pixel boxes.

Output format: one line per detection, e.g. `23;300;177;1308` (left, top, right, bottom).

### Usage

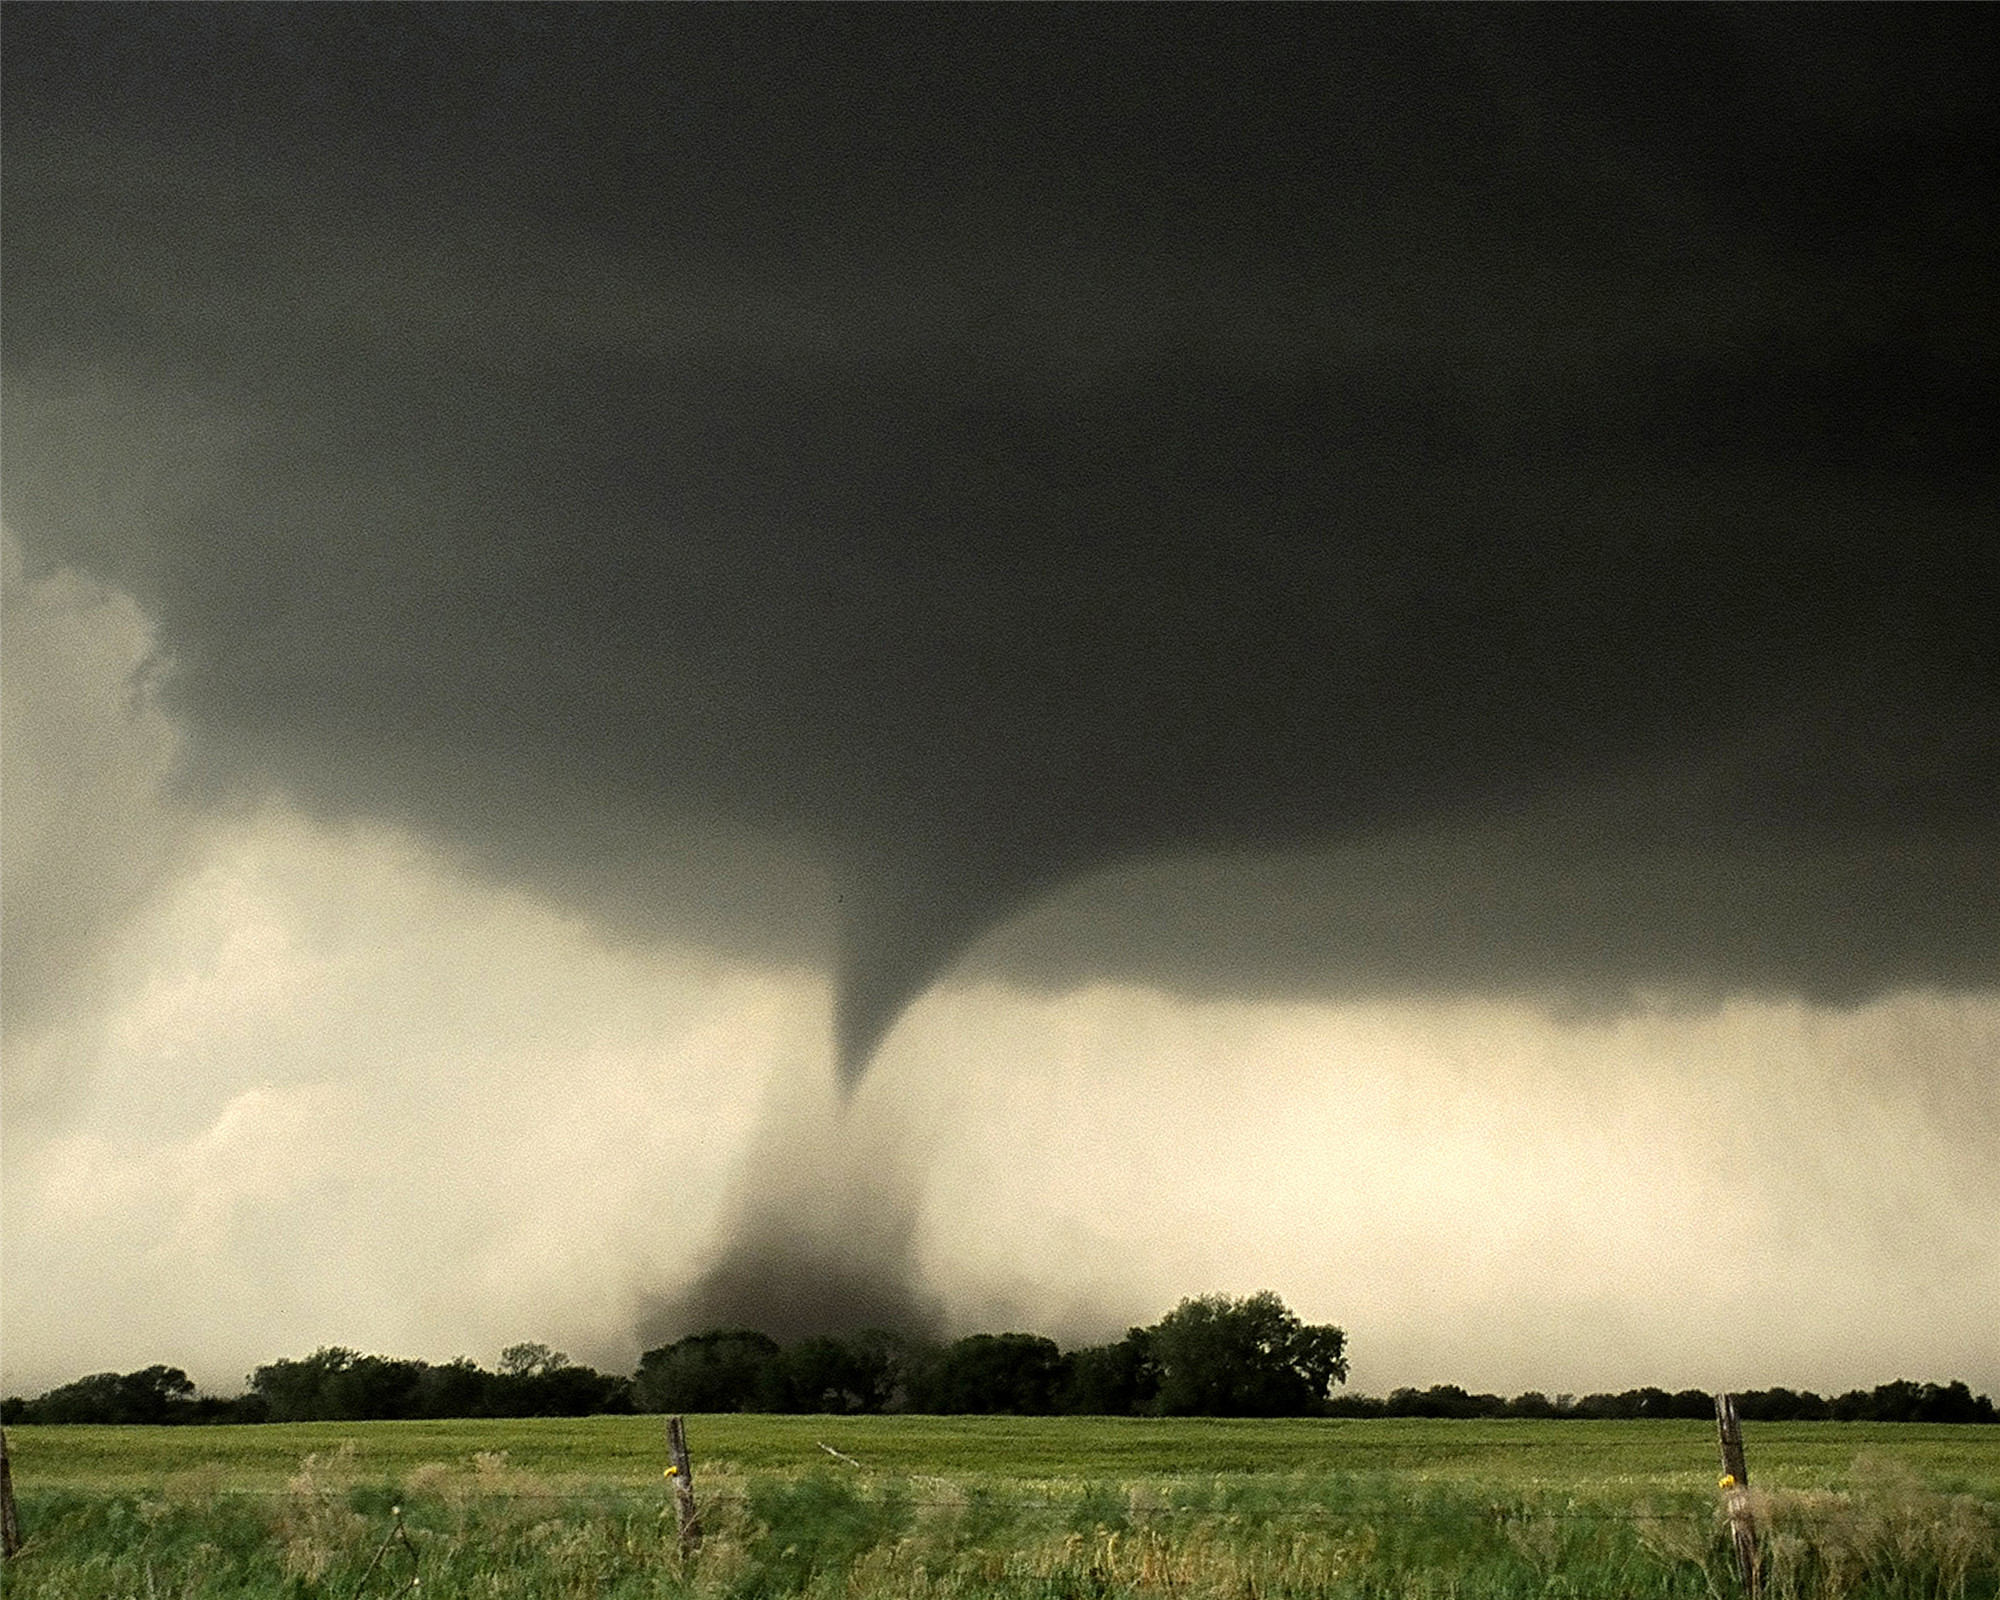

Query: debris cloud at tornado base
636;1063;946;1347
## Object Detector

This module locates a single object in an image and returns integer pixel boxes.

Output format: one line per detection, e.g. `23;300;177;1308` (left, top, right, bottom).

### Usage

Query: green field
11;1414;2000;1497
7;1416;1998;1597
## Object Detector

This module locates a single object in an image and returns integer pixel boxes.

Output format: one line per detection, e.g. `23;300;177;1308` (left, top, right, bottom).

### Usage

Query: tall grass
12;1418;1998;1497
5;1447;1995;1598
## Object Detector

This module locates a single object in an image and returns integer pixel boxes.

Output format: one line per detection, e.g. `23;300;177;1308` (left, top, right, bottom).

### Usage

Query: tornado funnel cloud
640;1055;944;1347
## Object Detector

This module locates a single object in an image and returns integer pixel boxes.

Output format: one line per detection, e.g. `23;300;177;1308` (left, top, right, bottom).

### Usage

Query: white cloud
1;527;193;1067
894;983;2000;1395
1;800;807;1393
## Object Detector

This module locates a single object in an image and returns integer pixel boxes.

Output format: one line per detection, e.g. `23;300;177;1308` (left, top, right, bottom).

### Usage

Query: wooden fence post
2;1426;21;1559
667;1414;701;1557
1714;1393;1758;1596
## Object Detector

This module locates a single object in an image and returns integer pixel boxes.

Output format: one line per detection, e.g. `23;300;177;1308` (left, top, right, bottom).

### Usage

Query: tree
22;1366;196;1424
500;1343;570;1378
1060;1330;1159;1416
1737;1387;1826;1422
1385;1385;1504;1419
251;1348;360;1421
1917;1381;1994;1424
912;1333;1066;1414
500;1362;632;1417
760;1330;908;1414
1831;1379;1998;1424
416;1357;494;1419
334;1355;428;1419
636;1329;781;1413
1147;1292;1347;1416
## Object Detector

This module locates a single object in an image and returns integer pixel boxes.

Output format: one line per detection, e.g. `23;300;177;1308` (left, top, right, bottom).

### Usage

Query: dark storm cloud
5;6;1995;1080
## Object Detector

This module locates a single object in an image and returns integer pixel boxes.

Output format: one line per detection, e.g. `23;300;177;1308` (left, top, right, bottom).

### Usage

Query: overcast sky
3;5;1995;1399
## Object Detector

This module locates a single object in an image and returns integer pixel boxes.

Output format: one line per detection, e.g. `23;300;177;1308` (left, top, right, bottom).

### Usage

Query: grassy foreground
6;1416;1998;1598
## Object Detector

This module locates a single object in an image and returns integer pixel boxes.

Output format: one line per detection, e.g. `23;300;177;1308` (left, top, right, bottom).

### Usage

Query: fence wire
35;1481;1987;1529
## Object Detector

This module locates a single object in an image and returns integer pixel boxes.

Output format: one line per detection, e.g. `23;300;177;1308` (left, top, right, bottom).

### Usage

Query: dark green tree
636;1329;781;1413
250;1347;360;1421
1060;1330;1159;1415
22;1366;196;1424
332;1355;428;1419
1148;1292;1347;1416
501;1362;632;1416
415;1357;493;1418
499;1342;570;1378
1384;1384;1507;1419
912;1333;1066;1414
1916;1381;1993;1424
761;1330;906;1413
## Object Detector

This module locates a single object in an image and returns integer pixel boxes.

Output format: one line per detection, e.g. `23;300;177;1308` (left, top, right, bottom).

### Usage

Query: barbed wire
37;1483;1992;1528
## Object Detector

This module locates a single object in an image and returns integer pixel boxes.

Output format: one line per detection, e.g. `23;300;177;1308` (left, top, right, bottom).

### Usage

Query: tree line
0;1342;630;1426
634;1291;1347;1417
1320;1379;1997;1425
5;1293;1994;1425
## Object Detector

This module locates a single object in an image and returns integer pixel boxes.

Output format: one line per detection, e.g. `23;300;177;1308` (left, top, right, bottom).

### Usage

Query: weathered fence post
2;1425;21;1559
667;1414;701;1557
1714;1393;1758;1596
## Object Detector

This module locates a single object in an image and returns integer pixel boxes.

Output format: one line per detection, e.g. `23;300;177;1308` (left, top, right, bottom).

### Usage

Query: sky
3;5;1996;1400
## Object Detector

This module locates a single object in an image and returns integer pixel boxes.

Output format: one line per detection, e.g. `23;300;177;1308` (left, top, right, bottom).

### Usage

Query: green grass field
7;1416;1998;1597
11;1414;2000;1496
